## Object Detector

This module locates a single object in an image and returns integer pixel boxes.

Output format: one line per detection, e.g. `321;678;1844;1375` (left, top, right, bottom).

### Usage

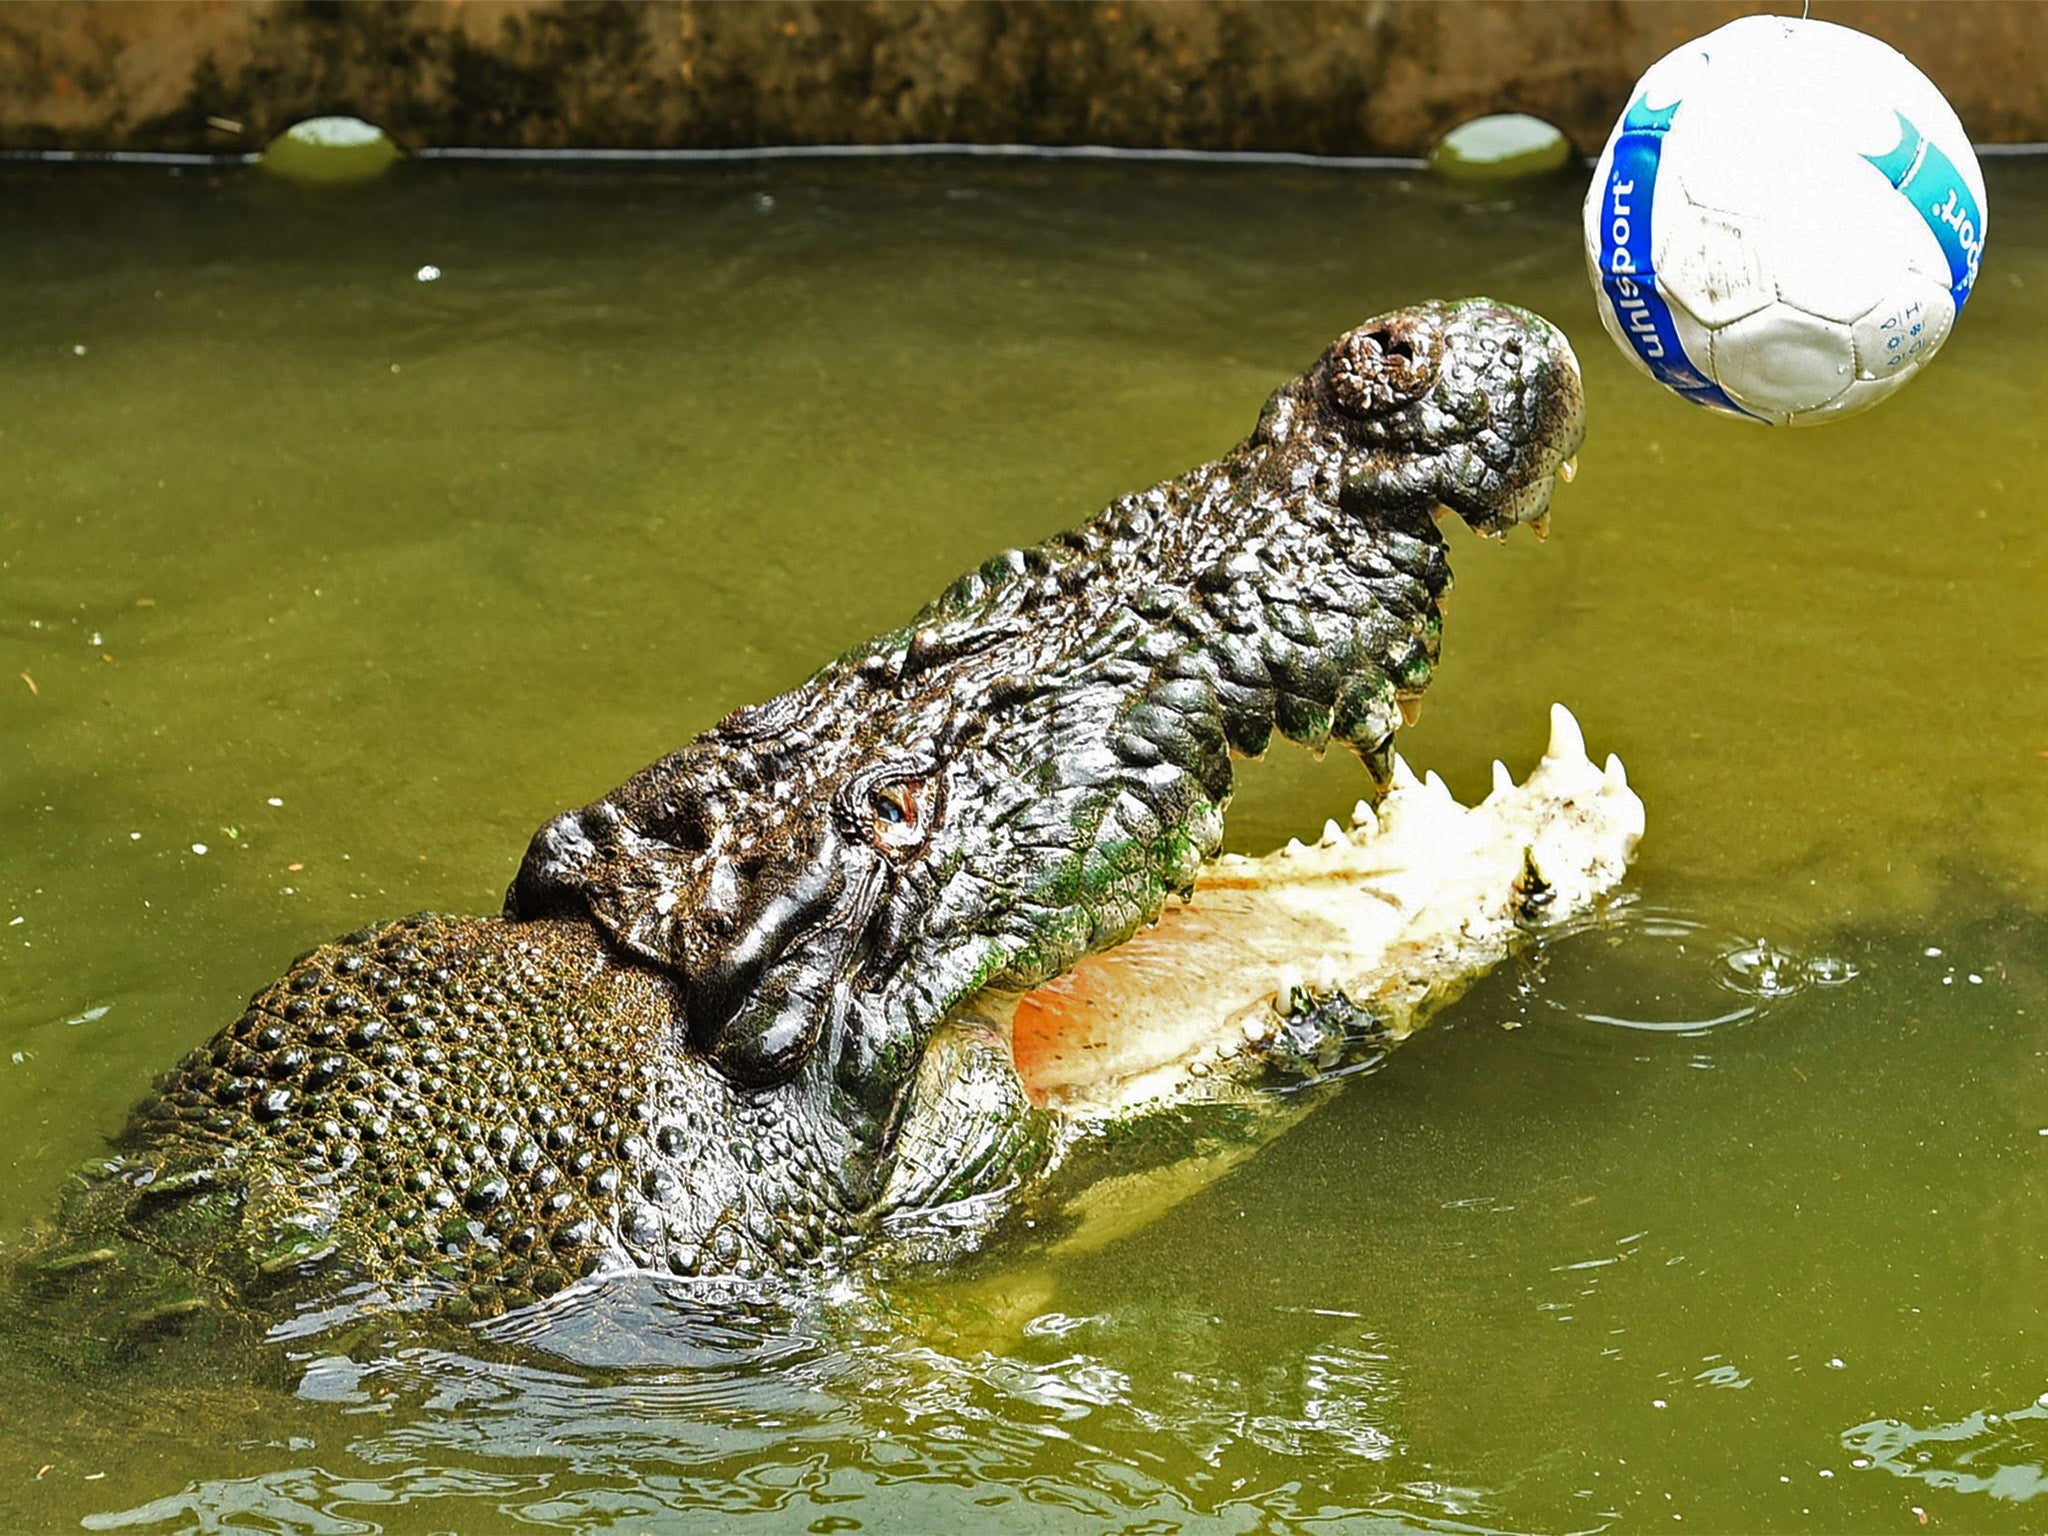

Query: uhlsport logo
1863;110;1985;308
1596;92;1761;420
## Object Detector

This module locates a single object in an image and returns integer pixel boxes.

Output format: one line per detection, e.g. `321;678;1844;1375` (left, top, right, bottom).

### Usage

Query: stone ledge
3;1;2043;157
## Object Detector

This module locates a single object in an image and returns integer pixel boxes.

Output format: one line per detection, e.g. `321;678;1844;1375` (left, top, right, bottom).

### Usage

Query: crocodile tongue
1003;703;1644;1117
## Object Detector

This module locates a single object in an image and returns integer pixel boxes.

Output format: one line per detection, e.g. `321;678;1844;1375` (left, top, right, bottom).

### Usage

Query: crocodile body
10;299;1603;1340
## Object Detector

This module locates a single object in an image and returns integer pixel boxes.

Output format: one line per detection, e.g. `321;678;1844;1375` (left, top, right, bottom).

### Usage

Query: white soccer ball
1584;16;1987;425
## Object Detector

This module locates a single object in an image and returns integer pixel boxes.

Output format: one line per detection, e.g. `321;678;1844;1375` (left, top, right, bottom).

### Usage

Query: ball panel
1863;182;1955;295
1655;201;1772;327
1658;110;1774;222
1785;372;1910;427
1710;303;1855;416
1760;181;1923;324
1851;283;1955;383
1658;289;1724;389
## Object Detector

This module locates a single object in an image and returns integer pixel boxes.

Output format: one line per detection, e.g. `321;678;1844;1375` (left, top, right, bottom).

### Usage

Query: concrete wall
3;1;2043;157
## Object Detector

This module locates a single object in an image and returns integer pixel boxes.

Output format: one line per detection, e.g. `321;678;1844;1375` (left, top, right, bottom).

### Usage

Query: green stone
1428;113;1572;181
36;1246;118;1275
260;116;401;183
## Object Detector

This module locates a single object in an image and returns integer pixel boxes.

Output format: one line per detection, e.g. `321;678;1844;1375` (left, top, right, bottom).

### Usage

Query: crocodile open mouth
996;702;1643;1117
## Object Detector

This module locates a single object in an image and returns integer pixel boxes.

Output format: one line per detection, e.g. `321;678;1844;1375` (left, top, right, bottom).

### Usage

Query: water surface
2;157;2044;1533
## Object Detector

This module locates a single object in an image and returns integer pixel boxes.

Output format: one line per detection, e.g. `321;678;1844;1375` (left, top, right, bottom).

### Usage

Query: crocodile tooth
1546;702;1587;764
1423;769;1455;803
1529;511;1552;542
1491;759;1515;797
1398;695;1422;727
1603;752;1629;791
1320;818;1345;847
1559;455;1578;484
1350;800;1379;837
1283;837;1307;857
1390;754;1421;792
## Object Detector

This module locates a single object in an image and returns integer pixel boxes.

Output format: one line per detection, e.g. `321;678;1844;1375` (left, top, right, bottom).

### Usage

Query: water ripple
1844;1394;2048;1503
1515;901;1862;1037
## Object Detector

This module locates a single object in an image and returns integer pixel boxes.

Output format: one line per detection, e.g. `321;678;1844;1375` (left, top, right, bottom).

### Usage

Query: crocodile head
500;298;1587;1261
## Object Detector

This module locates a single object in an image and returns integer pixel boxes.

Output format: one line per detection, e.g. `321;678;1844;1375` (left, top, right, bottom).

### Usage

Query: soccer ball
1584;16;1987;425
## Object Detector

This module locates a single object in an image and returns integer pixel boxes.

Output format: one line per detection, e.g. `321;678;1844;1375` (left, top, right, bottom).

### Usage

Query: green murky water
1;157;2043;1533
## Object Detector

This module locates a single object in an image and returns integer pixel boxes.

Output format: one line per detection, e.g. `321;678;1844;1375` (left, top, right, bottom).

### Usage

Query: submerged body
11;299;1613;1340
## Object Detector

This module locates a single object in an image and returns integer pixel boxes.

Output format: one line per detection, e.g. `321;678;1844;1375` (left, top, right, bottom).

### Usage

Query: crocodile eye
868;778;930;852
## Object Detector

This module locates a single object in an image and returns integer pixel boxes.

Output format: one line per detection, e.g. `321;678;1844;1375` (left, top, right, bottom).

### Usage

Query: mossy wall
3;1;2043;156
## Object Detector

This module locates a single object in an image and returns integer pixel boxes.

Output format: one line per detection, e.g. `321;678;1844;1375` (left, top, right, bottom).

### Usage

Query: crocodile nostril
1367;328;1415;362
1328;320;1439;417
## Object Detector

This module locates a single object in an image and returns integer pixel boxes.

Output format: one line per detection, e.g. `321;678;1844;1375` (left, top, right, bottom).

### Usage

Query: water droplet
1805;955;1859;986
1720;941;1804;999
416;264;441;282
191;843;208;855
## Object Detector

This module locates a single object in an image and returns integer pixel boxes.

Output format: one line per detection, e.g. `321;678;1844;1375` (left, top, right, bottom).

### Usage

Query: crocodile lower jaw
1002;703;1645;1118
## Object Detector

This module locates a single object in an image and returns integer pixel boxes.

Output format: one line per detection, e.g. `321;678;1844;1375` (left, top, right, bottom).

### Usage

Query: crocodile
9;298;1635;1347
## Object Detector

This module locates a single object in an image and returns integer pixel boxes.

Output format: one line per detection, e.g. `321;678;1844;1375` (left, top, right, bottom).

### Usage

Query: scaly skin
11;300;1585;1337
